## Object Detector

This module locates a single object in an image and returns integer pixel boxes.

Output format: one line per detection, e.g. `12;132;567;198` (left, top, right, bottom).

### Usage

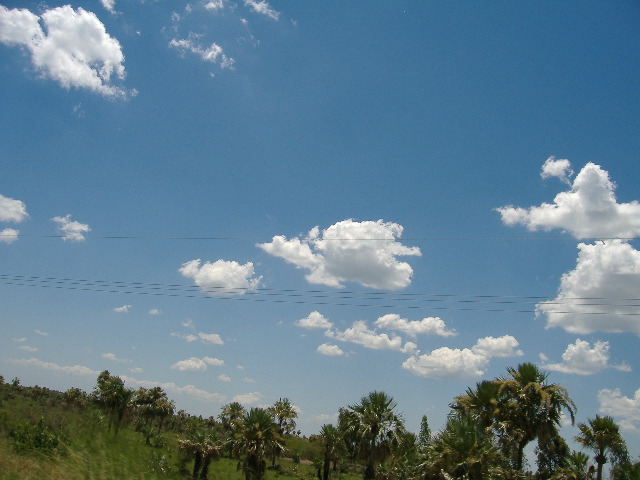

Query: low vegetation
0;365;637;480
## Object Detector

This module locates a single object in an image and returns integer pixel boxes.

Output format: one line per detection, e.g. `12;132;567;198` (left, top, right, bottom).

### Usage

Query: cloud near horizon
258;219;421;290
0;5;132;98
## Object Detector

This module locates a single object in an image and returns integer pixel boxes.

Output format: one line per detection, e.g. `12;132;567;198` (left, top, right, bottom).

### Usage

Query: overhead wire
1;274;639;316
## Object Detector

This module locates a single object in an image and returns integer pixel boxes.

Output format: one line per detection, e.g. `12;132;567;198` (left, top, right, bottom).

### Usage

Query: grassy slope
0;383;358;480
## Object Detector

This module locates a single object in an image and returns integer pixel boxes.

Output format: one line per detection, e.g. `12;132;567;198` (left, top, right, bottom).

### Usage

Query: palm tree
339;391;405;480
319;424;340;480
495;363;576;471
576;415;629;480
267;397;297;466
230;407;285;480
179;428;223;480
551;451;593;480
219;401;246;432
93;370;134;435
451;380;500;431
420;413;505;480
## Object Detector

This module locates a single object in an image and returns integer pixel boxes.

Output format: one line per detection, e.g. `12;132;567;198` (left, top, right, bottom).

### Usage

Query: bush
10;417;65;456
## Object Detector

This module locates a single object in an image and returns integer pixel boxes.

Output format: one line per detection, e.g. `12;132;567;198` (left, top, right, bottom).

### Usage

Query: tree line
3;364;639;480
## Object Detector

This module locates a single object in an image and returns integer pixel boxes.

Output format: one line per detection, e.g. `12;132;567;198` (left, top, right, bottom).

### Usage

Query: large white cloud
0;194;28;223
374;313;456;338
542;339;614;375
0;5;132;98
52;214;91;242
257;219;421;290
537;240;640;335
497;162;640;239
327;320;417;354
179;259;262;295
402;335;523;379
598;387;640;432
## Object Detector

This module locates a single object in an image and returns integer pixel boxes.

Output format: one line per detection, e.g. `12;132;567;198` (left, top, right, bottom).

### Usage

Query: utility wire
1;274;639;315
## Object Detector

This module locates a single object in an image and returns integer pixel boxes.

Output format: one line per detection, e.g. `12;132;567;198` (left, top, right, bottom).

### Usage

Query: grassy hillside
0;381;356;480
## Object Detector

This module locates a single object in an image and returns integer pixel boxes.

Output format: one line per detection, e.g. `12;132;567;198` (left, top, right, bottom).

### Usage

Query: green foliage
10;417;65;456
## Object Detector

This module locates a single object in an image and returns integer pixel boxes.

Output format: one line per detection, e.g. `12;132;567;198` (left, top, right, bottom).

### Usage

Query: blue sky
1;0;640;465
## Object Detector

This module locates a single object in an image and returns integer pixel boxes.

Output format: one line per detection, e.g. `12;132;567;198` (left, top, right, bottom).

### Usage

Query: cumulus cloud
124;376;225;403
0;5;132;97
497;162;640;239
402;335;523;379
0;228;19;244
205;0;226;11
172;331;225;345
537;240;640;335
296;311;333;330
598;387;640;432
169;34;235;69
52;214;90;242
374;313;456;338
243;0;280;20
327;320;417;354
114;305;132;313
402;347;489;380
233;391;262;405
257;219;421;290
179;258;262;295
171;356;224;372
541;156;573;184
471;335;523;358
317;343;344;356
542;339;616;375
218;374;231;382
0;194;28;223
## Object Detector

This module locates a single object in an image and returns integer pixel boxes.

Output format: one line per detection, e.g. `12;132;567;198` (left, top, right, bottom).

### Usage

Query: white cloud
327;320;417;354
317;343;344;356
171;356;224;372
52;214;91;242
540;156;574;184
243;0;280;20
149;308;161;315
402;347;489;380
198;333;225;345
402;335;523;379
0;5;132;98
19;345;38;352
0;194;28;223
296;311;333;330
471;335;523;358
497;162;640;239
114;305;132;313
102;352;129;363
169;34;235;69
9;358;99;377
257;219;421;290
0;228;19;244
218;374;231;382
129;367;143;373
374;313;457;338
172;331;224;345
205;0;226;11
542;339;610;375
171;357;208;372
232;391;262;405
598;387;640;432
100;0;116;14
179;258;261;295
537;240;640;335
34;329;48;336
12;337;27;343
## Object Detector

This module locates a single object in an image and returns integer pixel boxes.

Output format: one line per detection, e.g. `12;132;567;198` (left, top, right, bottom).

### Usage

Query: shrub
10;417;65;456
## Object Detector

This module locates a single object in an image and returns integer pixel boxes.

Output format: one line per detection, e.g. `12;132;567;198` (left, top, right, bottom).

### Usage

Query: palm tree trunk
516;440;526;471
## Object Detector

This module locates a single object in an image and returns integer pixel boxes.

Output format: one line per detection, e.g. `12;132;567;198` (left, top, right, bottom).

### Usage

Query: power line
1;274;639;316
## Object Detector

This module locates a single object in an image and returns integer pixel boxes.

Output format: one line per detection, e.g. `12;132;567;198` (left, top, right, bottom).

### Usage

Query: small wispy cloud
114;305;132;313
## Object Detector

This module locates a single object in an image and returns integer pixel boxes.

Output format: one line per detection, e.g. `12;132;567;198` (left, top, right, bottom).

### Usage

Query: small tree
93;370;134;435
576;415;629;480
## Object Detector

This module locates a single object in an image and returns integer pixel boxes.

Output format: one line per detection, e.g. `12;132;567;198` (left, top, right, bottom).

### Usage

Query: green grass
0;383;361;480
